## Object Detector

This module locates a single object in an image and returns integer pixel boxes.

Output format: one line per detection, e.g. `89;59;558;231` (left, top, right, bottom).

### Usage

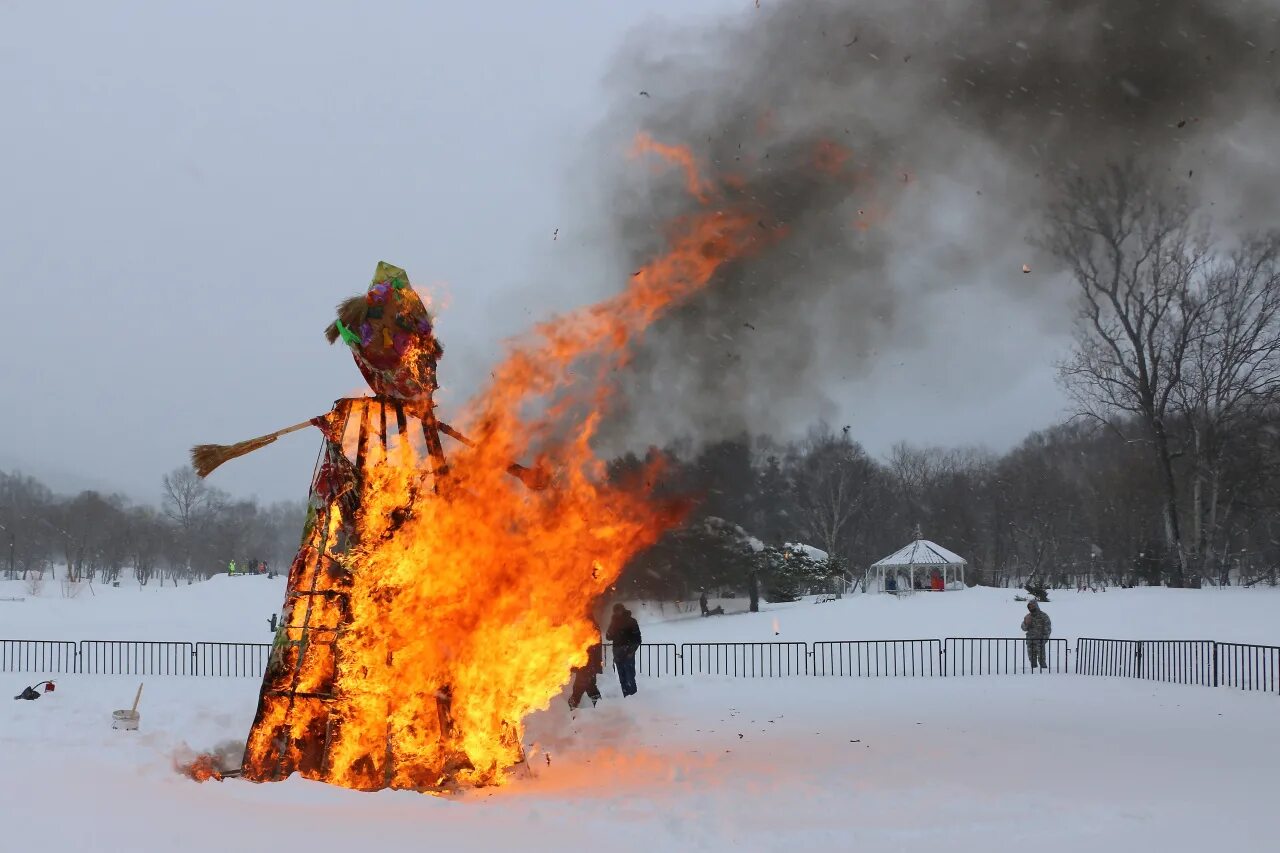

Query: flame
243;135;775;792
631;132;713;203
180;754;225;783
772;617;780;636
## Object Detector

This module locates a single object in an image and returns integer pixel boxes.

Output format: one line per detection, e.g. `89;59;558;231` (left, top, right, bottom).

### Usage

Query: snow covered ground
3;578;1278;852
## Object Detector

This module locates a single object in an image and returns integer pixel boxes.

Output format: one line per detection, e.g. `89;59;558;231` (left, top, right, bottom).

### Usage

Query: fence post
1135;640;1144;680
1212;642;1219;688
939;643;946;677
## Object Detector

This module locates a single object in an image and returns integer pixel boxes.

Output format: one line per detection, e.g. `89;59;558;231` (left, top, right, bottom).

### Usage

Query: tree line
0;466;305;588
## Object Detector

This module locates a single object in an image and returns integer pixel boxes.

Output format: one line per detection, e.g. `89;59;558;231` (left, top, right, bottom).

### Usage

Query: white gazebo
867;534;967;593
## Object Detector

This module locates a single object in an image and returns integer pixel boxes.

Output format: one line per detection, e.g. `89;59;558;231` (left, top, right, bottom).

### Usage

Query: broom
191;420;314;478
191;416;549;489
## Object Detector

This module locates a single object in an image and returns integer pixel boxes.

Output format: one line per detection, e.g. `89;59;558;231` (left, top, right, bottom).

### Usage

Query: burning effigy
189;143;773;792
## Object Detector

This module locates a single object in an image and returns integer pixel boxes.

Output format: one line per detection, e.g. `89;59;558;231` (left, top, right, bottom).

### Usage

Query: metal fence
1075;639;1218;686
1;637;1276;697
1219;643;1280;694
680;642;809;677
77;640;195;676
602;643;679;678
1;640;78;674
812;640;942;677
195;642;273;678
945;637;1070;675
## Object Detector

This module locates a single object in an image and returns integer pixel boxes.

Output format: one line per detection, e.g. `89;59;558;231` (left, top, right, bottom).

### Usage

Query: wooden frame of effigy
239;396;467;790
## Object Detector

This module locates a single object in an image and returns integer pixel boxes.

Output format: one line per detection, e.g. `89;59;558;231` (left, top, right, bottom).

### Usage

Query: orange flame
180;754;225;783
631;132;714;203
242;136;775;792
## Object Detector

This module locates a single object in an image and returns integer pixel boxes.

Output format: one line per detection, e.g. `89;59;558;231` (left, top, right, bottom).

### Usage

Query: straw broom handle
130;683;143;713
190;420;316;478
192;416;547;489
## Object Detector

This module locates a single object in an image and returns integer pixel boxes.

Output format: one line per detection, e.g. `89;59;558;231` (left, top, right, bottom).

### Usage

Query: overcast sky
0;1;1072;503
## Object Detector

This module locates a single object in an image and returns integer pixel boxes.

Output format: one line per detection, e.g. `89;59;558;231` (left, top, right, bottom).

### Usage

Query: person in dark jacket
569;641;603;709
605;603;642;696
1021;600;1053;670
699;590;709;616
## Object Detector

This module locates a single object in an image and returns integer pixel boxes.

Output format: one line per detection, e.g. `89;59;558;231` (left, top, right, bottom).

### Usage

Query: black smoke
589;0;1279;448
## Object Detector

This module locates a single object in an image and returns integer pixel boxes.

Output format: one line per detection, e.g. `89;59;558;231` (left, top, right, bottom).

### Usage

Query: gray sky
0;1;1072;503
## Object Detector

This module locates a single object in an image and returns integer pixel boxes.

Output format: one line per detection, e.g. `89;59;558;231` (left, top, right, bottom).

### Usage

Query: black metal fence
195;642;273;678
680;641;809;677
1;640;78;674
1;640;269;678
1219;643;1280;693
78;640;195;676
1075;639;1218;686
2;637;1276;696
602;643;679;677
812;640;942;677
945;637;1070;675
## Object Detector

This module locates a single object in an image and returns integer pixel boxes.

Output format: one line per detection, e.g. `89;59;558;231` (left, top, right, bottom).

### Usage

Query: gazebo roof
871;539;967;568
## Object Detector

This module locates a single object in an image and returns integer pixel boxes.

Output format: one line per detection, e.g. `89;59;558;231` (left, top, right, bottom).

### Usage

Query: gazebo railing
868;563;967;593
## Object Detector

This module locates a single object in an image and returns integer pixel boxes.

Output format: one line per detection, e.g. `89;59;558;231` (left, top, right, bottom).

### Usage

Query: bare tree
1047;163;1210;586
162;466;213;532
0;472;56;579
791;424;883;576
127;506;168;587
1178;237;1280;582
162;465;215;580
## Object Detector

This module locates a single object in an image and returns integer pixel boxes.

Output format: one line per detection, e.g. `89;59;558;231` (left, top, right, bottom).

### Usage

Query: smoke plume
589;0;1279;448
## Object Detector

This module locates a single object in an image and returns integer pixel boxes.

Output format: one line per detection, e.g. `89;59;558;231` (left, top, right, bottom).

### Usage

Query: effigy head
325;262;443;403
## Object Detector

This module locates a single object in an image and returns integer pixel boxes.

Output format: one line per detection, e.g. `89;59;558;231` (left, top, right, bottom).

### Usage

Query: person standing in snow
606;603;642;697
700;589;710;616
1021;600;1053;670
568;640;603;709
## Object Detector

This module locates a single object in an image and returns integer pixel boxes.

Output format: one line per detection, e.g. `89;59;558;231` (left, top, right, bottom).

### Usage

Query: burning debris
180;754;227;783
193;151;771;793
175;741;246;782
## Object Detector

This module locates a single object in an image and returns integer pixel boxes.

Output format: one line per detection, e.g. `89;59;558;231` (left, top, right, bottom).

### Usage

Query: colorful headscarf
326;262;443;404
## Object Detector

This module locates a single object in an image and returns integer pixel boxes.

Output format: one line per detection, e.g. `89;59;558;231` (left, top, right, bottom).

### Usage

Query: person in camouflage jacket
1021;600;1052;670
